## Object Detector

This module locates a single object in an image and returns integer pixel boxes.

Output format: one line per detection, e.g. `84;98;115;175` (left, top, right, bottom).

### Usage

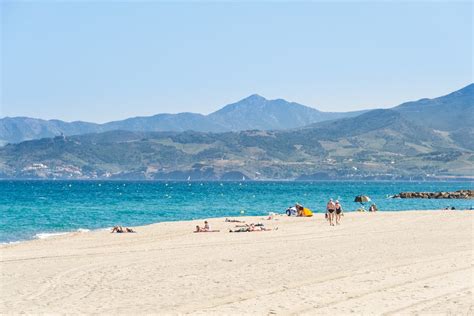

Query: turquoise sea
1;180;472;243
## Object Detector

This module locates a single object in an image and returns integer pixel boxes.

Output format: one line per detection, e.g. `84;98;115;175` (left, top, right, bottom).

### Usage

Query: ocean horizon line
1;178;473;183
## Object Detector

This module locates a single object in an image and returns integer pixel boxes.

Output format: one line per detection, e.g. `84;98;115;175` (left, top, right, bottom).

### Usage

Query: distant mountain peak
4;84;469;145
240;94;267;102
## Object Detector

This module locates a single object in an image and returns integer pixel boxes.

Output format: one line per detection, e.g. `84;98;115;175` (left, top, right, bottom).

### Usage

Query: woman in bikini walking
335;200;343;225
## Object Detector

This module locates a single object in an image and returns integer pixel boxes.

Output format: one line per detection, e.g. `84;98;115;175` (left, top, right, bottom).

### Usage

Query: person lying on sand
225;218;245;223
111;226;136;233
229;224;276;232
249;225;273;231
194;221;220;233
233;223;264;228
229;227;250;233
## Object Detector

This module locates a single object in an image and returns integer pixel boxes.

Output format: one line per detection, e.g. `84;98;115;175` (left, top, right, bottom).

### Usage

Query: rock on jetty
392;190;473;199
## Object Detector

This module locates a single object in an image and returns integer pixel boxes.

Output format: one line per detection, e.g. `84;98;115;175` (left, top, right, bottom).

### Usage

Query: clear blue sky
1;1;472;122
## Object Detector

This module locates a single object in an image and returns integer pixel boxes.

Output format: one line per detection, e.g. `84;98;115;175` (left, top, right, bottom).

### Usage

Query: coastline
1;211;473;314
1;208;471;245
3;180;473;245
2;178;473;182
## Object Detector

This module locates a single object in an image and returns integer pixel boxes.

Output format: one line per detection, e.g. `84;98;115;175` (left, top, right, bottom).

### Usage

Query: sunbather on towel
229;227;249;233
225;218;245;223
111;226;135;233
229;224;275;232
234;223;264;228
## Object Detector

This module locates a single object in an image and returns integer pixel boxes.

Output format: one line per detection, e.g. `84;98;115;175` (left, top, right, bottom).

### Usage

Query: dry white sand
1;211;473;315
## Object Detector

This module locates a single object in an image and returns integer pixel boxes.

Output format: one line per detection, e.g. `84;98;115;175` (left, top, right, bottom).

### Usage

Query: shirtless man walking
326;199;336;226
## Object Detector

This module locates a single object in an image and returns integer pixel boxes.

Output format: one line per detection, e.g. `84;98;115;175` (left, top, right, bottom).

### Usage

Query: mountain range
0;84;472;180
0;95;366;145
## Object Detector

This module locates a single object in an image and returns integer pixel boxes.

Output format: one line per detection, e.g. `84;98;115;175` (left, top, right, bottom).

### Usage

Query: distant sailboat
242;176;246;181
187;176;191;181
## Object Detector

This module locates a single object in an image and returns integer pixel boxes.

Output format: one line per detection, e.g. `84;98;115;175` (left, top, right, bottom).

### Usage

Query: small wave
35;232;69;239
0;241;21;245
35;228;91;240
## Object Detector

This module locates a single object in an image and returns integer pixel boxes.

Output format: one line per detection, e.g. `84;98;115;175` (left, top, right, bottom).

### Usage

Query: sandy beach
1;211;473;315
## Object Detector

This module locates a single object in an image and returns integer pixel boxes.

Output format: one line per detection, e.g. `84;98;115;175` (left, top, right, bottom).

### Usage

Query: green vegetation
1;84;472;180
0;108;472;180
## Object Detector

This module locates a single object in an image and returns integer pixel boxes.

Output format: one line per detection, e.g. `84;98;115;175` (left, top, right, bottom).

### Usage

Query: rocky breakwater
392;190;473;199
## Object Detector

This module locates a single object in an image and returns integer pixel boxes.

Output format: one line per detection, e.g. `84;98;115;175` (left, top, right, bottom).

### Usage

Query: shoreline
1;209;471;246
1;178;474;182
1;210;473;314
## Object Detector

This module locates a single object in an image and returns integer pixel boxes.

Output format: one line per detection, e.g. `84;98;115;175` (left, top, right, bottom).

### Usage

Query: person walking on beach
335;200;343;225
326;199;336;226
